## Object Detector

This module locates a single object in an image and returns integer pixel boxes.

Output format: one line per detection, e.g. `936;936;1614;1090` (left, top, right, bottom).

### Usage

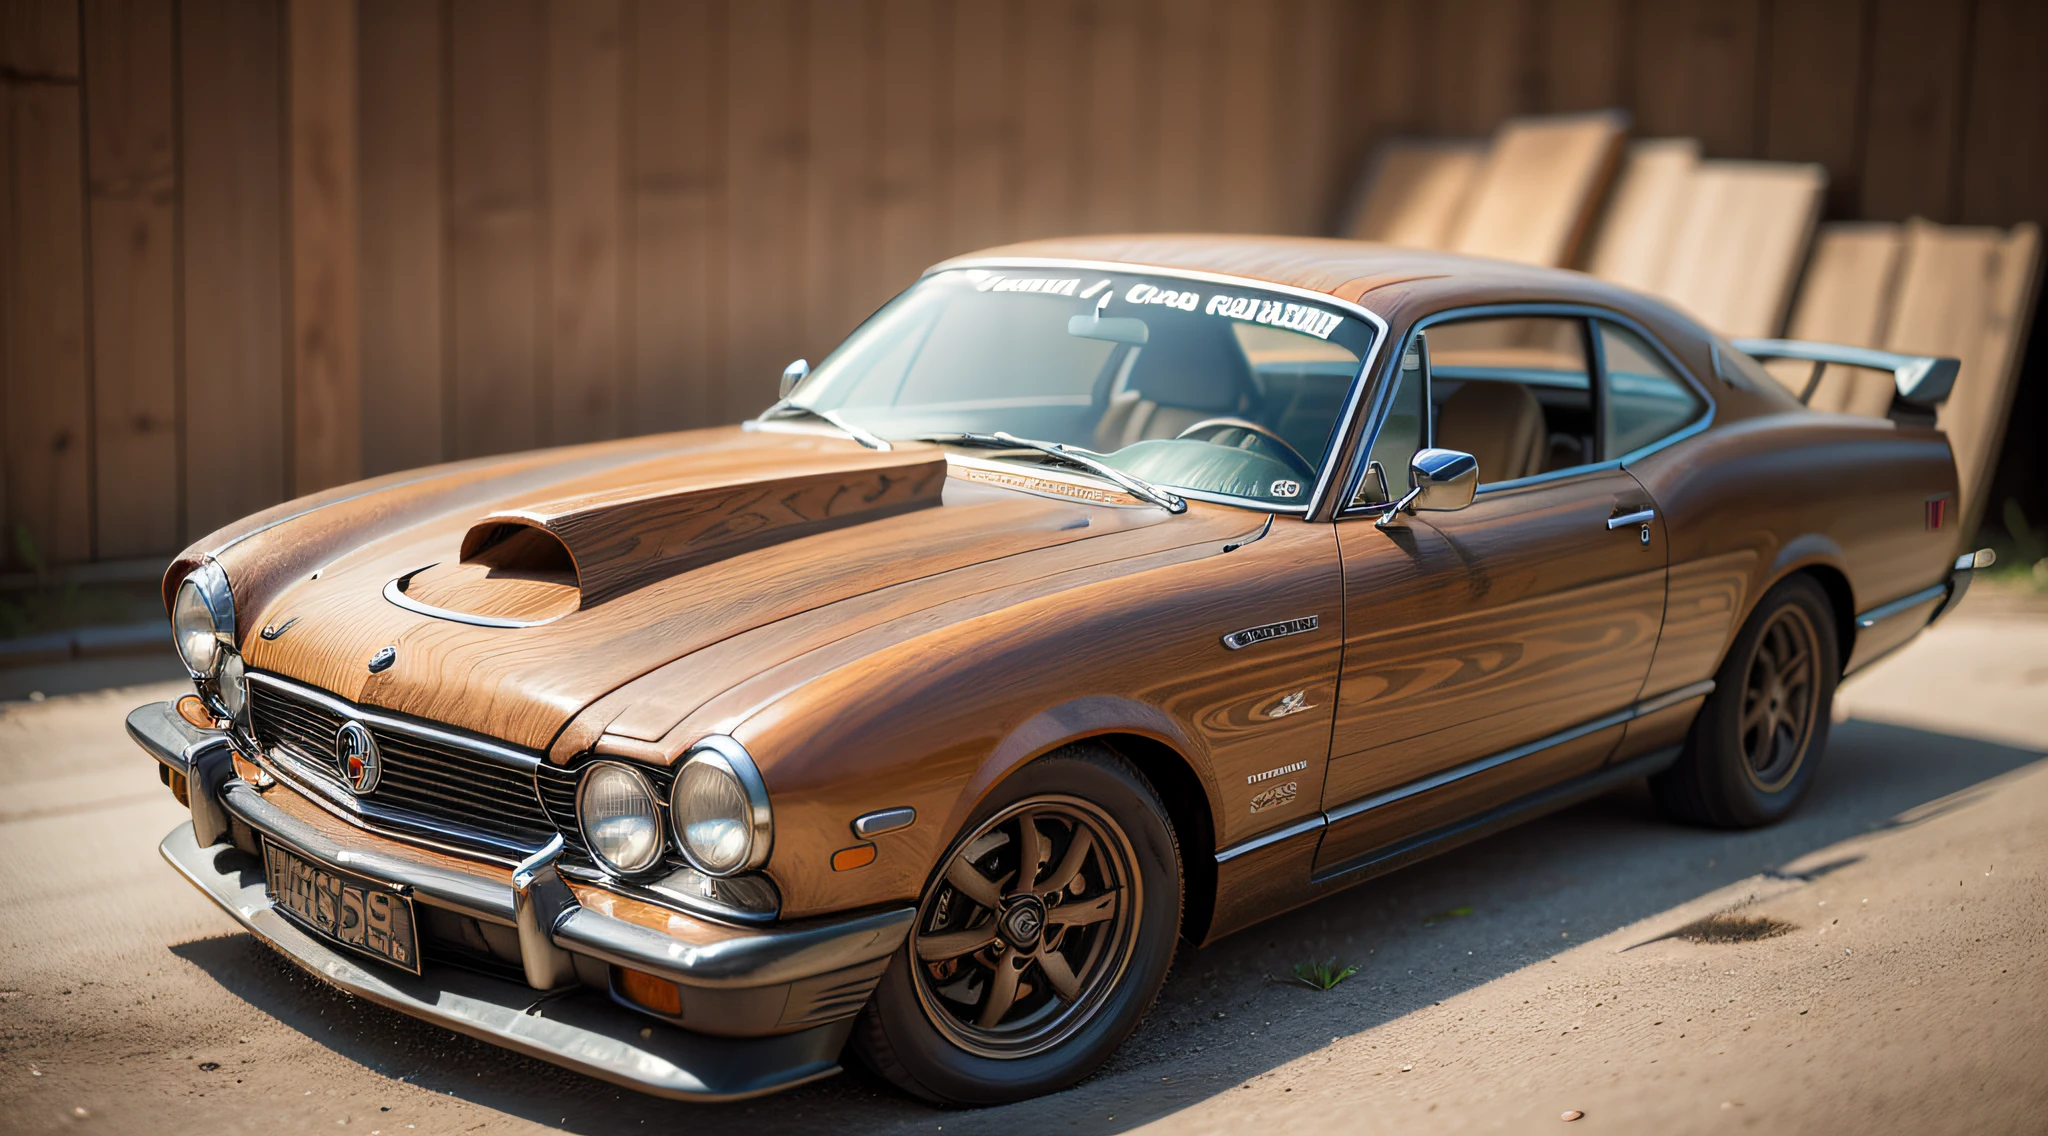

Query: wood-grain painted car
131;236;1988;1105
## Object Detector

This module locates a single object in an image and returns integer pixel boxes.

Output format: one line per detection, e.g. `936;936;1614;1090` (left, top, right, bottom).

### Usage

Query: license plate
263;839;421;975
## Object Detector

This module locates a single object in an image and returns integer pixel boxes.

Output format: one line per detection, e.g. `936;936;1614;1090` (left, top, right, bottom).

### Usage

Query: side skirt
1306;746;1681;889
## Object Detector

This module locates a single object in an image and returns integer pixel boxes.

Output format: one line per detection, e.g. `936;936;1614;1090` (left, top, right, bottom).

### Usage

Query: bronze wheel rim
1741;605;1819;792
910;795;1141;1059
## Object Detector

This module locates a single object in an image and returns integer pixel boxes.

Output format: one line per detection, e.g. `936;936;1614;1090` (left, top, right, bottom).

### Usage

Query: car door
1313;312;1669;878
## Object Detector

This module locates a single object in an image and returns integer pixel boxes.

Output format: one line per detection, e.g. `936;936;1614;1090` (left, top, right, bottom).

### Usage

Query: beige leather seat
1093;320;1256;451
1435;380;1545;483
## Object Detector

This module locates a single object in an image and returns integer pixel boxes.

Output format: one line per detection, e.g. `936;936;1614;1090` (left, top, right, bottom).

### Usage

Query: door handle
1607;508;1656;530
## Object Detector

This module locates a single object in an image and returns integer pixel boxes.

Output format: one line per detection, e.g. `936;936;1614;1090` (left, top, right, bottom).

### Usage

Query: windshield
781;267;1378;509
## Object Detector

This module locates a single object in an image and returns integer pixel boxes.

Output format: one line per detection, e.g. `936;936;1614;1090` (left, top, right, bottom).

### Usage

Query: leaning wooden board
1449;110;1626;267
1653;160;1827;339
1584;138;1699;289
1883;219;2042;540
1774;222;1905;415
1341;138;1485;249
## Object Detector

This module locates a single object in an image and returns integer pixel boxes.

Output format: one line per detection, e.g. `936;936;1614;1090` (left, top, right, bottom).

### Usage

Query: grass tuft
1288;959;1360;990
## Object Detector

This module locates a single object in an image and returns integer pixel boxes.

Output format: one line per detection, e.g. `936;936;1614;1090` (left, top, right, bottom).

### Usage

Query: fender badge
1267;691;1315;718
259;616;299;641
367;645;397;674
1221;615;1318;650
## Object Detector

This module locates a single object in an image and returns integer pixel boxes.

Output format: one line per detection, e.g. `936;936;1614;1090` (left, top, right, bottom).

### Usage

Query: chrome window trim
1212;679;1717;864
1335;302;1717;519
927;256;1393;519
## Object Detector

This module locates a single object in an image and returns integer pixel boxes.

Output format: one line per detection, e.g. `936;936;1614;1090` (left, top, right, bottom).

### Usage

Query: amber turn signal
831;843;877;872
615;966;682;1016
176;694;218;729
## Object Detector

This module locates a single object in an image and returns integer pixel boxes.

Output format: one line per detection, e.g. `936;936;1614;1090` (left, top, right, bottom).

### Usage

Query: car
130;235;1991;1106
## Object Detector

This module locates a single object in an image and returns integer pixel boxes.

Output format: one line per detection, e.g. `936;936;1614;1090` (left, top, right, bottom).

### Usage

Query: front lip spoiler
159;822;850;1101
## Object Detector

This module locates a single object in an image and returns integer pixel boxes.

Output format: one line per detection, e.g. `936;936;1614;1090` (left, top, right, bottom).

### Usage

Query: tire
1652;574;1839;828
852;743;1182;1105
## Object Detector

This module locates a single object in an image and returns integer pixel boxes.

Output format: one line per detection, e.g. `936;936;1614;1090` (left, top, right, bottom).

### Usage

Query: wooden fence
3;0;2044;567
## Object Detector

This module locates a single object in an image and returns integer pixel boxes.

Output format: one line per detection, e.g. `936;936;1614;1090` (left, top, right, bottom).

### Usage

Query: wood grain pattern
1760;0;1868;218
1341;140;1485;249
1776;223;1904;415
1629;0;1762;157
83;0;179;557
358;0;446;477
180;0;287;537
1449;111;1626;268
1958;0;2048;227
1859;0;1968;222
288;0;362;496
723;0;805;425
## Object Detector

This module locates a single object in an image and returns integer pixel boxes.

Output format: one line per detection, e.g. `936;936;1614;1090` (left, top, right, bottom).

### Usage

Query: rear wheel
1652;574;1838;827
853;744;1180;1104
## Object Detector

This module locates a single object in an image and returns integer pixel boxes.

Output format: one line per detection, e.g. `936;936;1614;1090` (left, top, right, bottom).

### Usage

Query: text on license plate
263;840;420;974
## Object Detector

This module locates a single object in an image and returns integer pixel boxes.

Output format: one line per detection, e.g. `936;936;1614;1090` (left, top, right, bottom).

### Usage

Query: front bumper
130;701;913;1101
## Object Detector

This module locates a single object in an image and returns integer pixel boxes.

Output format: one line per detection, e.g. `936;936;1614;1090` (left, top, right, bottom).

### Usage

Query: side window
1598;322;1704;455
1427;316;1596;485
1352;337;1426;505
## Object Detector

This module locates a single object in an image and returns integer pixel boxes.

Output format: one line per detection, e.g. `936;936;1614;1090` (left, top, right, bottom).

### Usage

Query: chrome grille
248;672;558;860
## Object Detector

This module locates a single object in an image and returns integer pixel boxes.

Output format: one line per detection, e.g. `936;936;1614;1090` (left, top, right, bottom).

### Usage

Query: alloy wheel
910;795;1141;1059
1740;605;1819;792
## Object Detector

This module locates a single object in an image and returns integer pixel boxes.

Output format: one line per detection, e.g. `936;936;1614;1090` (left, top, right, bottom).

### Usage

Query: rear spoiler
1731;338;1960;414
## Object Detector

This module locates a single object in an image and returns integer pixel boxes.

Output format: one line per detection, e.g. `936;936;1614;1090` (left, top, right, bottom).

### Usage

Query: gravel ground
1;592;2044;1135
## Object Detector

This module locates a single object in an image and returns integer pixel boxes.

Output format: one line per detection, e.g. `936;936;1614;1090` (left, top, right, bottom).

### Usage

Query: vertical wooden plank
1421;0;1533;136
1079;0;1142;234
1760;0;1868;217
546;0;623;445
358;0;445;476
1858;0;1968;221
289;0;361;495
1272;0;1342;234
876;0;938;296
83;0;178;558
800;0;873;362
944;0;1013;252
629;0;721;432
448;0;543;458
1208;0;1276;230
1011;0;1079;241
0;0;80;78
180;0;286;537
1629;0;1763;156
2;9;91;565
1538;0;1625;113
1958;0;2048;228
725;0;807;421
1146;0;1213;233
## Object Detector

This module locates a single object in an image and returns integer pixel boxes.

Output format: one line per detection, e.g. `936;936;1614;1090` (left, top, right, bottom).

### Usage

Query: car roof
933;233;1691;331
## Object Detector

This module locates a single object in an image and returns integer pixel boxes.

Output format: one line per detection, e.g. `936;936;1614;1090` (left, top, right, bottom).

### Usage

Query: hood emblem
335;720;382;794
367;645;397;673
259;616;299;641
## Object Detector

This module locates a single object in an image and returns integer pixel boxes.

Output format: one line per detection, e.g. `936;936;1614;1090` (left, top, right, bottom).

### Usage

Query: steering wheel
1173;418;1315;478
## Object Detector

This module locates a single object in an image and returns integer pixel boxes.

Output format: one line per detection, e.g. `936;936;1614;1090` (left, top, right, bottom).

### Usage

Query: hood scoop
390;444;950;623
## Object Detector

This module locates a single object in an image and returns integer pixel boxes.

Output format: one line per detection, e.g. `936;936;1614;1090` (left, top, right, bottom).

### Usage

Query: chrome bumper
130;701;914;1101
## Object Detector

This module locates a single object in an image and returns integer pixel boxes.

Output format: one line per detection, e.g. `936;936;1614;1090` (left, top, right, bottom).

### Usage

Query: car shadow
168;716;2044;1135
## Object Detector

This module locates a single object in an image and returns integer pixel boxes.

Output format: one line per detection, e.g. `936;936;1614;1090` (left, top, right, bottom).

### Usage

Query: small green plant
1422;905;1474;926
1288;958;1359;990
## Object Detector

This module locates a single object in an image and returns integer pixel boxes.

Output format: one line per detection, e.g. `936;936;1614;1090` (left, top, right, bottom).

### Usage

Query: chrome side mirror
779;359;810;399
1376;447;1477;527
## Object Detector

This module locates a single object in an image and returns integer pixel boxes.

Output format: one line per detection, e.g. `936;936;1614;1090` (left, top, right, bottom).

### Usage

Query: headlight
171;561;234;679
670;737;771;877
577;762;664;875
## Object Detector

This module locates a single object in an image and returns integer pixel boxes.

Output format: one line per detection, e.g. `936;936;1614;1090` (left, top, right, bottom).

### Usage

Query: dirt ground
2;589;2045;1135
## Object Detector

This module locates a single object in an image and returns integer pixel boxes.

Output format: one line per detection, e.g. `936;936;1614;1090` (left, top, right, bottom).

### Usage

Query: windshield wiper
758;402;891;451
925;431;1187;514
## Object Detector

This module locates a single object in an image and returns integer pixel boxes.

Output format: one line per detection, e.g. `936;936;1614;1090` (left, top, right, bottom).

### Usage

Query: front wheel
852;744;1181;1105
1652;574;1839;827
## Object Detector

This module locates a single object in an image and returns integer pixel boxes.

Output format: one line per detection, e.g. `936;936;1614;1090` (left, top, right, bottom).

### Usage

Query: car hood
225;427;1259;752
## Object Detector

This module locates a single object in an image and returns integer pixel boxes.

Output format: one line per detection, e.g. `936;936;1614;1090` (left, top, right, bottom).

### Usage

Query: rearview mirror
1067;314;1150;345
780;359;810;399
1377;447;1477;528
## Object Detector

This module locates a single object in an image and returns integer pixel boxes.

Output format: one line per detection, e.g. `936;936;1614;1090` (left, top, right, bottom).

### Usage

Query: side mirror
779;359;810;399
1377;447;1477;527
